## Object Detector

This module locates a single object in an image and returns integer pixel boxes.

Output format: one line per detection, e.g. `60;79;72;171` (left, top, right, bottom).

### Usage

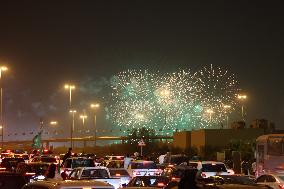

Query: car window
278;176;284;181
72;159;94;168
82;169;109;178
202;163;227;172
189;163;198;169
69;169;80;179
256;175;268;182
266;175;276;182
131;162;157;169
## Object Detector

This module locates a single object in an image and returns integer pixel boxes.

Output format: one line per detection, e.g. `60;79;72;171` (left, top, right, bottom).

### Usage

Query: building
173;128;267;158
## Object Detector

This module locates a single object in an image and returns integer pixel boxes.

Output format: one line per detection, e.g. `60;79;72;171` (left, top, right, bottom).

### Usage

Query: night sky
0;1;283;140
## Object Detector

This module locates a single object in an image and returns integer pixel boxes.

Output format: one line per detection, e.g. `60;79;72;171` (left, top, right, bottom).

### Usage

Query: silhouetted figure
46;163;56;179
62;147;72;166
178;169;198;189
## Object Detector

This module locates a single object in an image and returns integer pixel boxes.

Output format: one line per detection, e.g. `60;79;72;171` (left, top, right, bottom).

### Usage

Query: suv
189;161;230;178
61;157;94;176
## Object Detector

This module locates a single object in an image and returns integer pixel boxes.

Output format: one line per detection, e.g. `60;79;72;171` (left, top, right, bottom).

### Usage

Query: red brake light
25;172;36;176
0;167;6;170
279;184;284;189
201;172;206;178
157;183;165;187
171;177;177;181
115;173;121;176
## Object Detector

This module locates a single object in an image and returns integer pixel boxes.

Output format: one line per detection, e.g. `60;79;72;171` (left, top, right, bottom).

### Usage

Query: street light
50;121;58;126
64;84;75;107
223;105;231;128
237;94;247;121
80;114;87;126
64;84;75;148
0;66;8;149
90;103;100;147
69;110;77;148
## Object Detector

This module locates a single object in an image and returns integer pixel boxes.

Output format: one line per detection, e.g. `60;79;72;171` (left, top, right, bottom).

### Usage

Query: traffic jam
0;148;278;189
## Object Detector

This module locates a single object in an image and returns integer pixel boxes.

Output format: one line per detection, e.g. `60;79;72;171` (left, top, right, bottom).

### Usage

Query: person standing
124;154;133;169
62;148;72;166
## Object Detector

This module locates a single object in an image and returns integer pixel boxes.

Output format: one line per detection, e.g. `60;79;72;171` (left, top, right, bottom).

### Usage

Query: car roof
189;161;225;164
25;180;113;187
74;166;108;170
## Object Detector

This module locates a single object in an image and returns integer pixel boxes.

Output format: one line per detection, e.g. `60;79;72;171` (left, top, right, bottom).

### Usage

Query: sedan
256;173;284;189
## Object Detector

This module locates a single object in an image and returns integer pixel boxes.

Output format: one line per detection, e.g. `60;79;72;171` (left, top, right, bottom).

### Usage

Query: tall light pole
90;103;100;147
0;66;8;150
237;94;247;121
80;114;87;126
69;110;76;148
64;84;75;148
223;105;231;129
64;84;75;107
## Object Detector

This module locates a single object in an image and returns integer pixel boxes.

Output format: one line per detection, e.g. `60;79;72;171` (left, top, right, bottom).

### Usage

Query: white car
22;180;115;189
256;173;284;189
189;161;230;178
127;160;162;177
68;166;121;189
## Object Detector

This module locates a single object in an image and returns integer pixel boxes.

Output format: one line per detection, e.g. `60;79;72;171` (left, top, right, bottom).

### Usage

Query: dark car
16;162;50;182
0;157;25;171
126;176;170;188
162;165;196;182
197;175;272;189
0;171;27;189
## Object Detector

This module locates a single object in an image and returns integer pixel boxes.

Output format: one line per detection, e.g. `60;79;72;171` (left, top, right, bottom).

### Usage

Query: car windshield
109;169;130;176
278;176;284;181
202;163;227;172
41;157;56;163
29;164;49;175
72;159;94;168
131;162;157;169
82;169;109;178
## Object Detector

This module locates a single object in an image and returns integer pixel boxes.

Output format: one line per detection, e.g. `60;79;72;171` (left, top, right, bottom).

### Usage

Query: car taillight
171;177;178;181
201;172;206;178
157;183;165;187
115;173;121;176
133;172;140;176
25;172;36;176
0;167;6;170
279;184;284;189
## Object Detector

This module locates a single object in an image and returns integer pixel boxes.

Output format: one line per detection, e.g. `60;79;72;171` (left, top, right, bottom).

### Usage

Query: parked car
61;157;94;175
127;160;162;177
0;171;27;189
22;180;115;189
162;165;196;182
125;175;170;188
66;166;121;189
0;157;25;172
16;162;50;182
256;173;284;189
30;155;57;164
189;161;230;178
109;168;132;186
